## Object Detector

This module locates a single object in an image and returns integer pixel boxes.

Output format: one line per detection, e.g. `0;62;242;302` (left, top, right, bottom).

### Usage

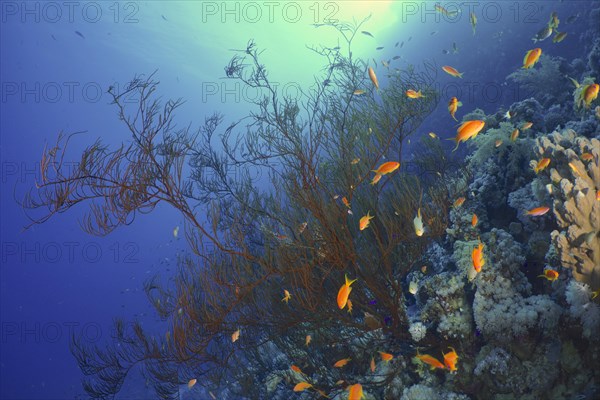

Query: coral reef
507;56;570;107
470;230;561;343
408;321;427;342
534;130;600;291
400;384;470;400
565;280;600;339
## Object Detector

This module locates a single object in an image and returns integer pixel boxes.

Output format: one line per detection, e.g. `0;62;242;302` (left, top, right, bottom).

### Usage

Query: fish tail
345;274;357;286
445;137;459;151
452;115;458;122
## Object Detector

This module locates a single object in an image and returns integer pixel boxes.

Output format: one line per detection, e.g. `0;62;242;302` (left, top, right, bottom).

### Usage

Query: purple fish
384;316;392;325
369;299;377;305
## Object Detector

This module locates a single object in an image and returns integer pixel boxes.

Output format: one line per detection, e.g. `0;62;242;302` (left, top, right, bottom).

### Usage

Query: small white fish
173;226;179;239
413;208;424;236
408;281;418;295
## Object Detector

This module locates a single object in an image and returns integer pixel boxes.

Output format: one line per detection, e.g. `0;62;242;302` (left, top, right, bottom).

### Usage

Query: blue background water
0;1;592;398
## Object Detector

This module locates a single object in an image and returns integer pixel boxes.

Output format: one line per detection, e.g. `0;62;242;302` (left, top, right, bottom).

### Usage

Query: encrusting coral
471;229;561;343
565;280;600;339
534;129;600;292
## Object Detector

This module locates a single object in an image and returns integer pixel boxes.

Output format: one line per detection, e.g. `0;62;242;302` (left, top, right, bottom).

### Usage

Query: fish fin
523;50;532;66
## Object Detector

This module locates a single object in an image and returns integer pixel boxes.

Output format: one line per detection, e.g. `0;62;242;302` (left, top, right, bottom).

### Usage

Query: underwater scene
1;1;600;399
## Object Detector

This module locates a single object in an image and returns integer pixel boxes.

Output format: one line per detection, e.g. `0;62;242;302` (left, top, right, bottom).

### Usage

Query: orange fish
442;347;459;372
351;157;360;164
429;132;438;139
510;128;520;142
534;158;550;173
337;274;357;309
282;289;291;303
359;211;374;231
188;379;197;389
370;357;376;372
495;139;503;148
442;65;463;78
526;206;550;216
379;351;393;362
348;384;364;400
368;67;379;90
581;153;594;161
522;48;542;69
538;269;559;281
291;365;303;374
453;197;466;208
472;242;485;273
293;382;312;392
231;329;240;343
448;120;485;151
597;190;600;201
371;174;382;185
305;335;312;346
333;358;351;368
347;299;353;314
416;352;446;370
471;213;478;227
521;122;533;130
448;97;462;121
342;196;351;209
372;161;400;175
406;89;424;98
578;83;599;108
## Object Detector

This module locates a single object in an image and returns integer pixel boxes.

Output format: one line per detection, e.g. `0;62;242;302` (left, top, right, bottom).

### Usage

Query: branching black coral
26;19;452;399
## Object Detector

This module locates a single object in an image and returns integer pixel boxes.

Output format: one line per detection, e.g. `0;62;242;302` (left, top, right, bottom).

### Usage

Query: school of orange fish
183;6;599;399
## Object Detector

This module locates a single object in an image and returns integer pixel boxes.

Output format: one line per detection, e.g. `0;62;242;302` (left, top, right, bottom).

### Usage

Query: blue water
0;1;595;399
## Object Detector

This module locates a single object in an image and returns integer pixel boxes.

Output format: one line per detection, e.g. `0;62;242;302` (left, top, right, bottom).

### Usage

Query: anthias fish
538;269;559;282
448;120;485;151
368;67;379;90
448;97;462;121
406;89;424;99
360;211;374;230
526;206;550;216
522;48;542;69
442;65;463;78
472;242;485;273
337;274;357;309
348;383;364;400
